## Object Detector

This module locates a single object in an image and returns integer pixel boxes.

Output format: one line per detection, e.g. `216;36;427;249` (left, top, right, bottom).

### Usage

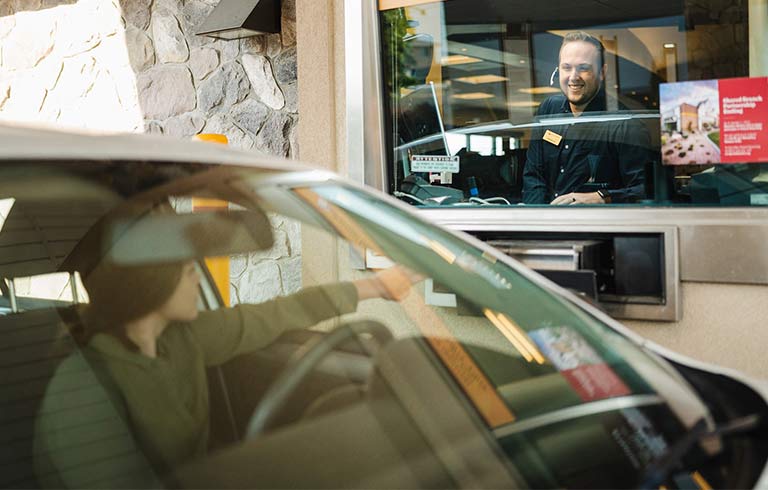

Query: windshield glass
1;161;719;489
247;179;714;486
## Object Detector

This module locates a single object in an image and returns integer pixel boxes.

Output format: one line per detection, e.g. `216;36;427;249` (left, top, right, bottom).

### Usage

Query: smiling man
522;32;650;205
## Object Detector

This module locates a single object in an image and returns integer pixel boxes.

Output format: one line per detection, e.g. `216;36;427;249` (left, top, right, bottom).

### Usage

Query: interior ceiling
444;0;682;28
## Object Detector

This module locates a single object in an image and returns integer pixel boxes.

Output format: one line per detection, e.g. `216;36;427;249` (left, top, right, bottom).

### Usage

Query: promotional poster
659;76;768;165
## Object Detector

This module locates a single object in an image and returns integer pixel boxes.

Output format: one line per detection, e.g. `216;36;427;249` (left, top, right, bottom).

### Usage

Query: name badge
543;130;563;146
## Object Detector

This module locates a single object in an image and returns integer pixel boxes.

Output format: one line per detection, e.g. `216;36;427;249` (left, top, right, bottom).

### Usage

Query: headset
549;67;559;86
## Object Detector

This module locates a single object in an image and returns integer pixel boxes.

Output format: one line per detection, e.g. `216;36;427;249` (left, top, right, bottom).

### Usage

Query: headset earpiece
550;67;559;86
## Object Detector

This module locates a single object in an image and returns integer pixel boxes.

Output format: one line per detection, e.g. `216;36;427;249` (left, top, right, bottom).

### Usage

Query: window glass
379;0;768;207
287;183;714;488
3;272;87;311
0;162;731;489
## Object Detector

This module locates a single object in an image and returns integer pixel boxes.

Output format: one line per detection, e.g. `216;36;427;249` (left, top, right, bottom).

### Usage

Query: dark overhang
196;0;281;40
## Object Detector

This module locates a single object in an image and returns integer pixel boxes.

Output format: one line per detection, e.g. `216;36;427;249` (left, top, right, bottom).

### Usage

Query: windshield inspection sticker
529;326;601;370
610;408;668;469
530;326;631;401
410;155;460;173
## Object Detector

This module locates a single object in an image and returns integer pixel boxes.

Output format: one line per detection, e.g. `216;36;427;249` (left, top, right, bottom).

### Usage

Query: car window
1;272;87;314
0;161;724;489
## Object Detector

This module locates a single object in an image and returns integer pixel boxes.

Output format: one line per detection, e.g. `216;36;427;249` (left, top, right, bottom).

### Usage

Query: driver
34;258;414;487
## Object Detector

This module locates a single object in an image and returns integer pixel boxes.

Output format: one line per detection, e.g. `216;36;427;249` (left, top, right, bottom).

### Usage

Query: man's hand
550;192;605;205
354;266;423;302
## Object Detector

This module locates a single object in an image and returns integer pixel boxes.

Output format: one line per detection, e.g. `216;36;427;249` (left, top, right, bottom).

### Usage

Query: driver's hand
354;266;423;302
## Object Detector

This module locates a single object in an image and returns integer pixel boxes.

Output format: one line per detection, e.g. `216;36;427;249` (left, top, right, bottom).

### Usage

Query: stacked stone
0;0;299;157
132;0;298;157
0;0;302;304
132;0;303;302
0;0;147;132
230;214;302;305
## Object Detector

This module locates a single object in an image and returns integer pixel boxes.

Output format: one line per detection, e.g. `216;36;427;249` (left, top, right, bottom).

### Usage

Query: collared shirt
34;283;359;488
522;92;650;204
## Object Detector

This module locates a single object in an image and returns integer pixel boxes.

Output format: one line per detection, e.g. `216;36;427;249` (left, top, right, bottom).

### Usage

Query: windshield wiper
639;413;762;489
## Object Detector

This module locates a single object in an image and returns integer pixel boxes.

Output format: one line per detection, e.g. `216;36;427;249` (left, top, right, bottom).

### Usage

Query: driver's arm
189;282;359;366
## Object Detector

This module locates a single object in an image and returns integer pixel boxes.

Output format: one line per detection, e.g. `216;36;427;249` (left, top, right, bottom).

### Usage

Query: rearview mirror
107;209;274;265
63;207;274;272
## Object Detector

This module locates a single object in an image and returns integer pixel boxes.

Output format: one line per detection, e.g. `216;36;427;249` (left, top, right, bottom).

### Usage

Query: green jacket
34;283;358;489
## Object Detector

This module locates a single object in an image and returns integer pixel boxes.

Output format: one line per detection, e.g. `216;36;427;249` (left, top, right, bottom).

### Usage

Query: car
0;123;766;489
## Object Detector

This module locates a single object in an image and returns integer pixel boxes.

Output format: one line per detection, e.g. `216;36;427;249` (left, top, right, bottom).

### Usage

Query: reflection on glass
380;0;768;207
0;162;736;489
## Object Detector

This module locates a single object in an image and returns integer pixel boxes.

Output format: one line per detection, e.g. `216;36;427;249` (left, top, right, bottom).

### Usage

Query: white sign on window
410;155;460;173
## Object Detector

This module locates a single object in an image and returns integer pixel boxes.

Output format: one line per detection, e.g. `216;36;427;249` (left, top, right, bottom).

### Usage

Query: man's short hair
560;31;605;68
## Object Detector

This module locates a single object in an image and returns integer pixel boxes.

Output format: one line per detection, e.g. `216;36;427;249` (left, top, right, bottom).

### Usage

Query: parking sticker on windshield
610;408;668;469
530;326;631;401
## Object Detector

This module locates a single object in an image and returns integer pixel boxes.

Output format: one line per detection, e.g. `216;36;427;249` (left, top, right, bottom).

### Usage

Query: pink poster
660;76;768;165
719;77;768;163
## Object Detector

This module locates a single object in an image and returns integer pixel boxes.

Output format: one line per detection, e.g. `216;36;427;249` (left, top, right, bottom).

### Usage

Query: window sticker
530;326;631;401
610;408;669;469
410;155;460;173
660;76;768;165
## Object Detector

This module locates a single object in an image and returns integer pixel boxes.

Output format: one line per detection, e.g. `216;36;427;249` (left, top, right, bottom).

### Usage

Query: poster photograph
660;76;768;165
660;79;721;165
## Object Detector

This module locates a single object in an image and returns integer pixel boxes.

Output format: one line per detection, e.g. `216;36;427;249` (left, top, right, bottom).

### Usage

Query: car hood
649;342;768;490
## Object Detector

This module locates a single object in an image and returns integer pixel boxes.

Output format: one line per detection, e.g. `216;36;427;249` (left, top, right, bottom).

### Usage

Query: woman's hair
81;261;184;341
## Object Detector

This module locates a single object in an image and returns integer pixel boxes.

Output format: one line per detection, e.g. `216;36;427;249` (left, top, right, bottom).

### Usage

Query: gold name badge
543;129;563;146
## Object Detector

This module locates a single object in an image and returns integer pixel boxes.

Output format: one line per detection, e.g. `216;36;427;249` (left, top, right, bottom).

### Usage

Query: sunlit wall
0;0;144;132
0;0;302;306
0;0;299;157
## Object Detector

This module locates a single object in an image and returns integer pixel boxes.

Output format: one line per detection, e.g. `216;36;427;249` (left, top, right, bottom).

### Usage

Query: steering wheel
245;320;393;438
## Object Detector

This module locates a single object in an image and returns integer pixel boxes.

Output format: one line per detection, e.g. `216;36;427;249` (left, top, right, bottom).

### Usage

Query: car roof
0;123;339;280
0;123;310;173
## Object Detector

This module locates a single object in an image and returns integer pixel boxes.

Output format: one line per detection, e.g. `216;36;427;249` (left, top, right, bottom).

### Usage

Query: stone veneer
0;0;301;303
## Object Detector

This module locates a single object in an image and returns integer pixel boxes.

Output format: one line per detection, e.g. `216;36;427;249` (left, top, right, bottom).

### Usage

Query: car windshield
1;160;717;489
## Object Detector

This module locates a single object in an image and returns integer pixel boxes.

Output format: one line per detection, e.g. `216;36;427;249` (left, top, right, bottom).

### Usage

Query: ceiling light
454;92;495;100
663;43;676;49
441;54;482;66
455;74;508;84
508;101;541;107
518;87;561;95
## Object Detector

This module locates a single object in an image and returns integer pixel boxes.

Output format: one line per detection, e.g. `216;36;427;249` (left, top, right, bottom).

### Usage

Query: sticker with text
410;155;460;173
530;326;631;401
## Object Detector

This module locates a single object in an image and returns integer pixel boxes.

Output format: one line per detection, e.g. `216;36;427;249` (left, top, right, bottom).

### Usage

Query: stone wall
133;0;299;157
0;0;302;303
0;0;145;131
0;0;298;156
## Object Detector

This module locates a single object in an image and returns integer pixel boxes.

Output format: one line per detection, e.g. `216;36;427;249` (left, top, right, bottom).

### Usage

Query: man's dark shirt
522;91;650;204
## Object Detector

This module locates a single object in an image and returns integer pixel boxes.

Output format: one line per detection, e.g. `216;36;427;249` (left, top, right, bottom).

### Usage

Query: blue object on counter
468;176;479;197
